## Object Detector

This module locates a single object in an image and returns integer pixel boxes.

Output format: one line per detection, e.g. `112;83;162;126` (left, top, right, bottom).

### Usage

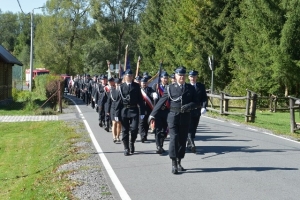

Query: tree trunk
285;84;289;97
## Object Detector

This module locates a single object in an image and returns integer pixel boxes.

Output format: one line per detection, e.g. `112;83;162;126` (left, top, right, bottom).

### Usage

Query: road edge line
68;97;131;200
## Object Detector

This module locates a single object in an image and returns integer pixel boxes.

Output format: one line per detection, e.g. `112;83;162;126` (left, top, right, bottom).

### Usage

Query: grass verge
0;121;85;199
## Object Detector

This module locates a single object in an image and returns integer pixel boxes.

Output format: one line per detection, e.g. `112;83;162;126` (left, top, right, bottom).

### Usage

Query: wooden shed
0;45;23;104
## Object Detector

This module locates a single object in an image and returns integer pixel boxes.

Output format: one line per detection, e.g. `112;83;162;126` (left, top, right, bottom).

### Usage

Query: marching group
70;66;207;174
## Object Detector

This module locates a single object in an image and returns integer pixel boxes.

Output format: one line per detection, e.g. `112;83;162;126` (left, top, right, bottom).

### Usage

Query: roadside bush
34;74;64;108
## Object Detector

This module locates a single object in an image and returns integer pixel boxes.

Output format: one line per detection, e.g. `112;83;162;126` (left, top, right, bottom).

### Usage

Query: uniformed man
115;69;145;156
170;73;176;84
96;75;108;127
151;71;169;155
139;77;158;142
91;75;98;109
100;77;114;132
187;70;207;153
134;75;142;85
151;66;198;174
84;74;92;106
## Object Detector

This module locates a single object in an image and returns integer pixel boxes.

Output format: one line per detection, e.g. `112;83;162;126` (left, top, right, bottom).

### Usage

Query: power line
16;0;25;14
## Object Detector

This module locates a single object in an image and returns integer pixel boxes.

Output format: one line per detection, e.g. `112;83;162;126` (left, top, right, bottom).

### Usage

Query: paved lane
70;95;300;200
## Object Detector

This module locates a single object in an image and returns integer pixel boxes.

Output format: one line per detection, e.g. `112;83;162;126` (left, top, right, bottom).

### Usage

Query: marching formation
70;66;207;174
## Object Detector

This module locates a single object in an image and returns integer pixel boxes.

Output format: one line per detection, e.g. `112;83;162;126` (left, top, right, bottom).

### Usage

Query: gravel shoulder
58;99;116;200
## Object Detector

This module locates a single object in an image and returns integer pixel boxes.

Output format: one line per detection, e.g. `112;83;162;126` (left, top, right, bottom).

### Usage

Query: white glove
152;92;158;99
95;104;98;107
114;117;119;121
201;108;206;115
140;115;145;120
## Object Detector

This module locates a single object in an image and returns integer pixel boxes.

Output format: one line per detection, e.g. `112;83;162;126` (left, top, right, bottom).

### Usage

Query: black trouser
155;109;168;148
121;112;139;149
84;91;90;105
167;111;191;159
139;114;150;139
188;114;201;138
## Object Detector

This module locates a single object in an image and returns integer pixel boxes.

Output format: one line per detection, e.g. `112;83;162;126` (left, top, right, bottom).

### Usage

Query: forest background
1;0;300;97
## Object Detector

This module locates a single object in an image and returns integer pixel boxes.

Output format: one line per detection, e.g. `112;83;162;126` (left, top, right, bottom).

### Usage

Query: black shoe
129;143;135;154
172;159;178;174
99;121;103;127
124;149;130;156
191;146;196;153
141;137;145;143
156;146;163;155
104;126;109;132
177;159;185;172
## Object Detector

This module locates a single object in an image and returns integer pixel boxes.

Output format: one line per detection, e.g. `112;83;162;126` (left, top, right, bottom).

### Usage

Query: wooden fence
257;96;290;112
207;89;258;122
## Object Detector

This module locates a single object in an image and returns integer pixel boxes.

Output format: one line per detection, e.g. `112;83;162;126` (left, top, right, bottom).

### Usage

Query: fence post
250;93;257;122
289;97;295;133
245;90;251;122
274;97;277;112
58;81;62;113
220;92;224;114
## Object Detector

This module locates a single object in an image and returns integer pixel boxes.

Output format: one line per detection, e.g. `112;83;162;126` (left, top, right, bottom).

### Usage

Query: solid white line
247;127;258;131
202;115;225;122
70;98;131;200
231;123;240;126
262;131;300;144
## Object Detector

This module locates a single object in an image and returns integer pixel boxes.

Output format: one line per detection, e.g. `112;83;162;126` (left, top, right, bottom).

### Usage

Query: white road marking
202;116;225;122
231;123;240;126
262;131;300;144
247;128;258;131
70;98;131;200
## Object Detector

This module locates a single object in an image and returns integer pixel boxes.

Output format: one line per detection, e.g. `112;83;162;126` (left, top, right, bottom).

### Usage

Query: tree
90;0;147;69
230;0;283;95
35;0;91;74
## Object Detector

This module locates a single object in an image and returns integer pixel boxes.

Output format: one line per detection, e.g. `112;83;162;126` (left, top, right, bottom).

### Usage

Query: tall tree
90;0;146;68
35;0;91;74
230;0;283;95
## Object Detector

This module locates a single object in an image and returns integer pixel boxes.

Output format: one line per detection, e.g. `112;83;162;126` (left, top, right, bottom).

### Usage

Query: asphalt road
69;95;300;200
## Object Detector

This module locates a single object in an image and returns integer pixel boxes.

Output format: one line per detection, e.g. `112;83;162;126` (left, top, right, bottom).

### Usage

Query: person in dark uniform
187;70;207;153
100;77;114;132
96;75;108;127
90;75;98;109
134;75;142;85
79;75;85;101
108;78;122;143
83;74;92;106
150;66;198;174
150;71;169;155
170;73;176;84
139;77;158;142
115;69;145;156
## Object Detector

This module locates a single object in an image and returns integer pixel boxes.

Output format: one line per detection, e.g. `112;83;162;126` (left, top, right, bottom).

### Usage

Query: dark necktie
180;84;184;92
128;83;131;92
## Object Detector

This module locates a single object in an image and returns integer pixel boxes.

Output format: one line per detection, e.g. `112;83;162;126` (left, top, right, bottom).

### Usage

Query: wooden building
0;45;23;104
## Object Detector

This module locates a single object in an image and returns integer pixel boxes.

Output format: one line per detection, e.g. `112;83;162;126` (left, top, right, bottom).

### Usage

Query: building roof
0;44;23;66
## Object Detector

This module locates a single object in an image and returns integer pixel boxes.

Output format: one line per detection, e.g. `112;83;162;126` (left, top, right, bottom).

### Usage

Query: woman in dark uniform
108;78;122;143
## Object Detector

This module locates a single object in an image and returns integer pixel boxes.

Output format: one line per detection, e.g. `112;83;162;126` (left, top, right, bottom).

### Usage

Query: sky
0;0;48;14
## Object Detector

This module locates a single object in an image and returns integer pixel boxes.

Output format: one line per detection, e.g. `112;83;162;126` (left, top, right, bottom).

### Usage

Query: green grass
0;121;85;199
207;110;300;140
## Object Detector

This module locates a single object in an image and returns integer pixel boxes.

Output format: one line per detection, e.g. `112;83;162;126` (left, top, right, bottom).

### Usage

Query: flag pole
106;60;111;78
124;44;128;71
135;56;141;77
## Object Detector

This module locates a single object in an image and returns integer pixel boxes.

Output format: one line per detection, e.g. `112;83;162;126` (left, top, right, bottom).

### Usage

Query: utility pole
29;7;44;92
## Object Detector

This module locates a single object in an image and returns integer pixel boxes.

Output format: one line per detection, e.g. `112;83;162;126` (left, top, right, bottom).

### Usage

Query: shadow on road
182;166;298;173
